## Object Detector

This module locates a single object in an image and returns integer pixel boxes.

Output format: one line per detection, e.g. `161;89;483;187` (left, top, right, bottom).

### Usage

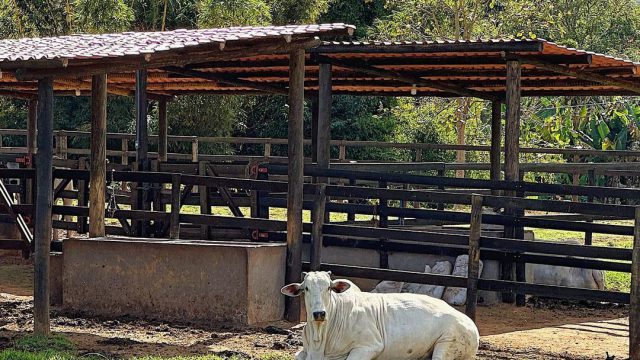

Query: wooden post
338;144;346;162
263;143;271;159
135;69;149;168
27;99;37;155
34;78;53;336
378;180;389;269
437;165;446;211
135;69;149;235
26;99;37;204
191;138;199;162
466;194;483;322
89;74;107;238
158;99;168;162
285;48;305;323
585;169;595;245
169;174;181;239
490;100;502;191
121;139;129;165
631;206;640;359
317;63;332;185
76;157;88;233
502;60;522;304
310;183;326;271
311;96;319;164
199;161;211;239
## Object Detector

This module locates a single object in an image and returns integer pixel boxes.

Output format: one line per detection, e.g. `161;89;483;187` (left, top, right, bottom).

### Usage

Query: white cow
282;271;479;360
526;240;605;290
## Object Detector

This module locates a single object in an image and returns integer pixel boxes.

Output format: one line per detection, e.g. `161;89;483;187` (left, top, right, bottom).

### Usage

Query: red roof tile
0;24;354;63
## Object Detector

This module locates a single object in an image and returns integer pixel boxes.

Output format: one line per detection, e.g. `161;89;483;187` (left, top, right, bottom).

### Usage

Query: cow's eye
305;287;308;291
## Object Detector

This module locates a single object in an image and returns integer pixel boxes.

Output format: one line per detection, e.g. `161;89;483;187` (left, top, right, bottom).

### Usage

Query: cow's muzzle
312;311;326;322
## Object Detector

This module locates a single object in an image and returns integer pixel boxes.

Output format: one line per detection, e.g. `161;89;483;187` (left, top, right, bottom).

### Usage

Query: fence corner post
466;194;483;322
169;174;182;240
310;183;327;271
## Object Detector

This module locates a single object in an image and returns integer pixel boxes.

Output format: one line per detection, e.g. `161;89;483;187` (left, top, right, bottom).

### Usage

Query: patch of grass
13;335;74;353
0;335;292;360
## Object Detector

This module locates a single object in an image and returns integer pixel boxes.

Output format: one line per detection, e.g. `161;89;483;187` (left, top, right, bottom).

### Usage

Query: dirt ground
0;254;630;359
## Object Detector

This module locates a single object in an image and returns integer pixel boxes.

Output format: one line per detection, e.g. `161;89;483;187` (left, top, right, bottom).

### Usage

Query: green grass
0;335;292;360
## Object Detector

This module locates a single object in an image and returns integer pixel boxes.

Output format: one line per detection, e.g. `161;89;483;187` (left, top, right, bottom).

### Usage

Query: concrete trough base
62;237;286;325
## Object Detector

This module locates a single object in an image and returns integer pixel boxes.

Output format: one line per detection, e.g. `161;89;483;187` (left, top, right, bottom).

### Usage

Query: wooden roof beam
56;78;173;100
163;66;288;95
314;55;498;100
507;53;640;94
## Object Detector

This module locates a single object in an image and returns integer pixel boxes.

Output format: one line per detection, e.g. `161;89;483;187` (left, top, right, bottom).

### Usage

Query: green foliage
198;0;272;27
167;95;243;154
269;0;330;24
72;0;134;33
320;0;388;38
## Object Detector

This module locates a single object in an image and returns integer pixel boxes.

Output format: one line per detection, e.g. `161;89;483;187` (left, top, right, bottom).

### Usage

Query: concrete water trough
59;237;286;325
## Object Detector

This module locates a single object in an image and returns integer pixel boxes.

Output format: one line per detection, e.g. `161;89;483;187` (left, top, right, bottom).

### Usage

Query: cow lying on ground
282;271;479;360
526;240;605;290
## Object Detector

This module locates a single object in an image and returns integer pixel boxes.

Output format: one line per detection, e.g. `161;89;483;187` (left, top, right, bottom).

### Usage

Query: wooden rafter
163;66;288;95
315;55;498;100
509;54;640;94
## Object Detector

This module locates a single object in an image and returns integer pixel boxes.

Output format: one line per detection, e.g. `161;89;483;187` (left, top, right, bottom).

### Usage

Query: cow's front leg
346;347;382;360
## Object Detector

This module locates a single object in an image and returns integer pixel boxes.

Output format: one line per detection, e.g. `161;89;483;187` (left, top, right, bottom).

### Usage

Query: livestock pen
0;26;639;358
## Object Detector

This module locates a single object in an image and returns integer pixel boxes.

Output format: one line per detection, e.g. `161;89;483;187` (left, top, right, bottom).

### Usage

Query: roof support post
285;48;305;323
502;60;522;305
135;69;150;236
490;99;502;190
34;77;53;336
316;63;332;183
27;99;37;156
158;99;168;162
89;74;107;238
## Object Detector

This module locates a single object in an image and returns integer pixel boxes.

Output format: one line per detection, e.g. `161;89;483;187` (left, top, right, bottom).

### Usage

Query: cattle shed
0;25;640;357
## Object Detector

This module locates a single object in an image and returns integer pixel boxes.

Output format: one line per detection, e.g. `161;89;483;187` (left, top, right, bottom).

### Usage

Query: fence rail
0;162;636;323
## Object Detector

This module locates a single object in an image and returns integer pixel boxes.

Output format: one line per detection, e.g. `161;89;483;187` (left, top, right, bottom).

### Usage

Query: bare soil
0;256;630;359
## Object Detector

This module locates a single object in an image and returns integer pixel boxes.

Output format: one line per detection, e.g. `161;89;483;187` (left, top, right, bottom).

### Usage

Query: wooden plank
285;48;305;323
158;99;168;162
169;174;181;239
310;183;326;271
632;206;640;359
34;77;53;336
89;73;107;237
466;194;482;322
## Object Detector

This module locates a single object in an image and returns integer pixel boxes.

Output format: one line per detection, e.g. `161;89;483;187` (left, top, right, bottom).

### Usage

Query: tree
73;0;134;33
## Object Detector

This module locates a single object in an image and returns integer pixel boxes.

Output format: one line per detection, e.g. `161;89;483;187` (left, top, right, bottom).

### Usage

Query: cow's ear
281;283;303;297
330;280;351;293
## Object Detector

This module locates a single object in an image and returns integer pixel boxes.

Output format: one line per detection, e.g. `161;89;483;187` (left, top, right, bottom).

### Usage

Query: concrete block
63;237;286;325
50;252;63;306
